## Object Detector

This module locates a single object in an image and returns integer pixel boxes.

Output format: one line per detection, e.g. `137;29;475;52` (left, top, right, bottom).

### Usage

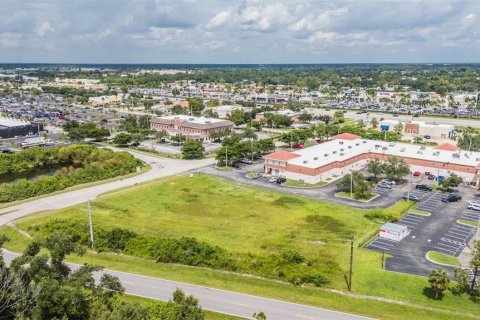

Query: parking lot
198;163;410;209
365;187;479;276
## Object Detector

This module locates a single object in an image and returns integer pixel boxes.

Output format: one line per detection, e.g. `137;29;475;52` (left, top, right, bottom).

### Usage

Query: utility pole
225;145;228;168
471;267;478;294
82;200;95;248
348;236;354;292
381;250;385;270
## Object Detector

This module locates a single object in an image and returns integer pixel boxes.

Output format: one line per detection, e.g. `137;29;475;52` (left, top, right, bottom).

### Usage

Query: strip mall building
263;133;480;184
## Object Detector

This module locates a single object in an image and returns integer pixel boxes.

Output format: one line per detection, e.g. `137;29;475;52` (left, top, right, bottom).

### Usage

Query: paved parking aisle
406;189;430;200
415;191;443;212
435;223;476;256
462;209;480;224
372;186;390;194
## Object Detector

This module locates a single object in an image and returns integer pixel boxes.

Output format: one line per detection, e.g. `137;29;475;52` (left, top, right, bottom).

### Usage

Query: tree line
0;234;205;320
0;145;142;203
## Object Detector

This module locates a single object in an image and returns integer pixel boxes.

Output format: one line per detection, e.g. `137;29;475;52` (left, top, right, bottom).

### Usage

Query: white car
468;201;480;206
268;177;277;183
468;203;480;211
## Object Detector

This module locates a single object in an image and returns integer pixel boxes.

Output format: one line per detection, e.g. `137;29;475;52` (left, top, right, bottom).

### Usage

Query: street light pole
225;146;228;168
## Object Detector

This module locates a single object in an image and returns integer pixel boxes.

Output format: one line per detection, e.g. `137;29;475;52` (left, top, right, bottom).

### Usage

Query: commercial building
0;117;42;139
150;115;233;142
263;133;480;184
379;223;409;241
212;104;252;119
378;120;456;139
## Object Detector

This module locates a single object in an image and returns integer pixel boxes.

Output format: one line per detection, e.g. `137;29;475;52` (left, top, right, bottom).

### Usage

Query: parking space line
435;247;457;255
372;241;395;247
367;244;391;251
453;225;474;231
445;234;468;241
437;241;460;249
405;214;424;220
449;228;472;235
402;217;422;223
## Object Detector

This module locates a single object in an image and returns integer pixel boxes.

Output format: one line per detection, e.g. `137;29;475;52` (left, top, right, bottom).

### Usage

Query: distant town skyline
1;0;479;64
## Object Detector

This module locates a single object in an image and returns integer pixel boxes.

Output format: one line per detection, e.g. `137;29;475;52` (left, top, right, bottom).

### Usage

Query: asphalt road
0;149;215;226
365;185;479;276
2;250;373;320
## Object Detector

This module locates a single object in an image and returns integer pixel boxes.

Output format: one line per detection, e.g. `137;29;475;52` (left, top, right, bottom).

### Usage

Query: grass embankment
426;251;460;267
409;208;431;216
282;180;327;188
458;219;480;228
2;176;479;319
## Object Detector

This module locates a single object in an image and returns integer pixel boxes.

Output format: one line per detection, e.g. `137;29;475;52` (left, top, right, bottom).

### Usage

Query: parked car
241;158;253;164
268;177;277;183
382;179;396;185
403;195;421;201
293;144;304;149
413;171;421;177
275;177;286;184
425;172;431;176
378;182;392;189
437;176;446;182
231;162;240;169
424;135;431;139
441;194;462;202
468;203;480;211
252;173;262;179
415;184;432;191
428;175;436;180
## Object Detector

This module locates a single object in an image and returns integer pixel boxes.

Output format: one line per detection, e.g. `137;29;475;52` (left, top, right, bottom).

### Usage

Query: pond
0;164;82;184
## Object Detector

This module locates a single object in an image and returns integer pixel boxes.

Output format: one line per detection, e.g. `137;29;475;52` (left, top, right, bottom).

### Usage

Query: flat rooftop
278;137;480;169
0;117;31;128
160;115;226;124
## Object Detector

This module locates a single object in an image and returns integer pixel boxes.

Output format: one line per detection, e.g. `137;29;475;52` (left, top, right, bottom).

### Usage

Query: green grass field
2;175;480;319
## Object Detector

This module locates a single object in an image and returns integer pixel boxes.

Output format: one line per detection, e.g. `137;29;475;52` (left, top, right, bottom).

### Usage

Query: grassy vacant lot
2;175;480;319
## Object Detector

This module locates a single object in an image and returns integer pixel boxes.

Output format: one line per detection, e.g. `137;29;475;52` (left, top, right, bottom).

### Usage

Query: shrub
364;209;398;222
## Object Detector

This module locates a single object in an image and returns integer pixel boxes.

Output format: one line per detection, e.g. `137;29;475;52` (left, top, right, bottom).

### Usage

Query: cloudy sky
1;0;479;63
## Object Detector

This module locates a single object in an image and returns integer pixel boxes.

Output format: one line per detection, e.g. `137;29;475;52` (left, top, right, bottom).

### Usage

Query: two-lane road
3;250;373;320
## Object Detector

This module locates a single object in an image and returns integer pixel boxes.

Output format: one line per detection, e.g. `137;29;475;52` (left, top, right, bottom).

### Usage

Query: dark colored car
415;184;432;192
428;175;436;180
275;177;287;184
441;194;462;203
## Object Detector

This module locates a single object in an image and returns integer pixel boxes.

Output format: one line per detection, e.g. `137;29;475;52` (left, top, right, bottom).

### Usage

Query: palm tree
370;117;379;129
413;136;423;144
428;268;450;299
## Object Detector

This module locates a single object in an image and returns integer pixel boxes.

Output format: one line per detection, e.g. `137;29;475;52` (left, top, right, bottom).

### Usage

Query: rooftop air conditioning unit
340;148;345;151
382;147;388;151
433;151;440;156
417;151;423;154
340;153;344;156
452;153;460;158
189;118;194;121
314;157;318;160
303;160;308;164
400;147;406;152
355;143;360;146
348;146;352;149
333;151;337;154
324;153;329;157
363;140;367;144
389;142;395;147
420;146;426;151
339;141;344;144
375;144;381;148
